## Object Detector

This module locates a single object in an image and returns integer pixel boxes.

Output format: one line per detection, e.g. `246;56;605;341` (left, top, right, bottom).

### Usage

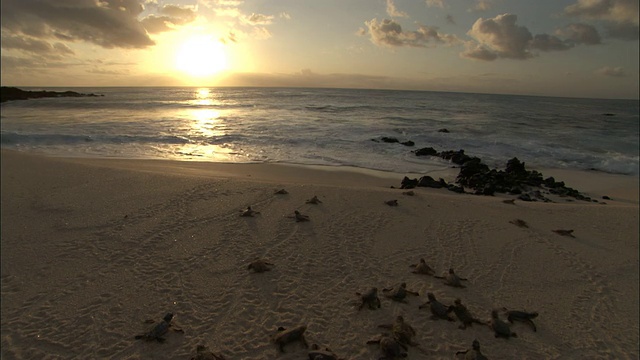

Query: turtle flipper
525;319;537;332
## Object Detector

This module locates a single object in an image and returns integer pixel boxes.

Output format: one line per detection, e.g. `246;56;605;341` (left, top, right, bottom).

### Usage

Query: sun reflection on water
171;88;241;161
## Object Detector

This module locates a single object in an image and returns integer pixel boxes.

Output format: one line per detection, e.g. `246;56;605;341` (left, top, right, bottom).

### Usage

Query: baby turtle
552;229;575;237
273;325;309;352
455;339;488;360
366;334;408;359
509;219;528;228
191;345;226;360
308;344;342;360
409;258;435;276
449;299;486;329
419;293;455;321
240;206;260;217
384;199;399;206
247;259;274;273
502;199;515;205
382;282;419;302
134;313;183;343
294;210;310;222
490;310;517;338
356;287;381;310
435;268;468;288
306;195;322;204
275;188;289;194
378;315;418;346
504;309;539;332
402;191;415;196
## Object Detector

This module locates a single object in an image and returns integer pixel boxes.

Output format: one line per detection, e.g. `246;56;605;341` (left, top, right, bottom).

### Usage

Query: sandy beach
1;149;638;359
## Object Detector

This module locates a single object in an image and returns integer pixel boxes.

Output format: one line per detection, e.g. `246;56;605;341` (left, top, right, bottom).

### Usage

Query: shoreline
1;149;639;359
3;149;638;204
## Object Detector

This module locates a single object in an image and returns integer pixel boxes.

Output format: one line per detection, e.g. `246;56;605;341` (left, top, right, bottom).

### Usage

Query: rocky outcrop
402;148;592;202
1;87;103;103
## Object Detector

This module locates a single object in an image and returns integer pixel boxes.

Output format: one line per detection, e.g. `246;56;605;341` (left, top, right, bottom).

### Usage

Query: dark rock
380;137;399;143
440;150;473;165
400;140;415;146
602;113;615;116
1;86;102;103
518;193;532;201
438;128;450;133
418;176;444;188
602;195;611;200
400;176;419;189
413;147;438;156
447;184;465;193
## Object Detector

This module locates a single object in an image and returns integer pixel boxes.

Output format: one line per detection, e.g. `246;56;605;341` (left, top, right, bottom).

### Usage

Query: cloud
595;66;626;77
141;5;197;33
465;14;533;59
242;13;274;25
460;41;498;61
470;0;494;12
530;34;573;51
363;18;460;48
1;34;75;56
425;0;444;9
386;0;408;18
604;22;639;40
555;23;601;45
564;0;639;25
463;13;601;61
564;0;639;40
446;14;456;24
0;0;154;49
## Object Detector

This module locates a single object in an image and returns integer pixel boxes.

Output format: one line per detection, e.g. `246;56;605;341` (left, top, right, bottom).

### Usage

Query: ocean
1;87;638;176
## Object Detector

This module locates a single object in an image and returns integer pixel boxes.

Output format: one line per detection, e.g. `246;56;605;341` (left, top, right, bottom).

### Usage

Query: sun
175;35;228;77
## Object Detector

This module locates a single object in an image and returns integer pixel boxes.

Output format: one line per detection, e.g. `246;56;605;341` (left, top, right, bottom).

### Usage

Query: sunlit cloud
1;34;75;56
595;66;626;77
0;0;154;49
564;0;639;40
242;13;274;25
386;0;408;18
469;0;494;12
426;0;445;9
465;14;533;59
555;23;601;45
363;18;460;48
530;34;573;51
564;0;639;25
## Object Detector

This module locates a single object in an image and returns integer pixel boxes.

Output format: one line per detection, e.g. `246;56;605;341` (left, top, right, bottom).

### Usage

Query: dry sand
1;149;638;359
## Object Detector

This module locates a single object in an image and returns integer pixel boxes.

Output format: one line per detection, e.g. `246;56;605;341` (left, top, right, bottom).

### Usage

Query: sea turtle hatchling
409;258;435;276
378;315;419;346
455;339;488;360
356;287;381;310
272;325;309;352
509;219;528;228
419;293;455;321
190;345;226;360
503;309;539;332
435;268;468;288
382;282;419;303
275;189;289;195
490;310;517;339
308;344;343;360
449;299;486;329
247;259;274;273
384;199;399;206
552;229;575;237
366;334;408;359
240;206;260;217
306;195;322;204
294;210;310;222
134;313;183;343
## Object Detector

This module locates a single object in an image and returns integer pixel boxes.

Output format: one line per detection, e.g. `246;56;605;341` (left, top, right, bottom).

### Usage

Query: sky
1;0;638;99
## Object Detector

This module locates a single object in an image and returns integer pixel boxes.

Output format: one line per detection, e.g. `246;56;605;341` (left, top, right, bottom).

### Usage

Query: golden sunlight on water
172;88;237;161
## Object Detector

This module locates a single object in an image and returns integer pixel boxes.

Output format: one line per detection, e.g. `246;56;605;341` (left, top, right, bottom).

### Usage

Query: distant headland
0;86;103;103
